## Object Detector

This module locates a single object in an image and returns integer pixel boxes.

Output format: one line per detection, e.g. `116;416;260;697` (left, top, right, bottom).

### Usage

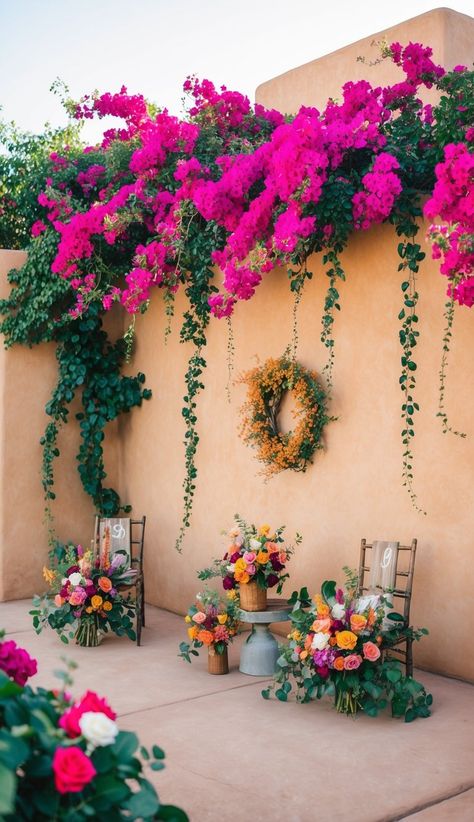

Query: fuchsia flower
59;690;116;738
53;746;96;794
0;639;37;686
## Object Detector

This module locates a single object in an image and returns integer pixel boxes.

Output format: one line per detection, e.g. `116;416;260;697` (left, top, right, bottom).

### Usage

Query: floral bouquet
263;570;432;722
178;588;240;674
198;515;301;610
0;632;187;820
31;541;138;646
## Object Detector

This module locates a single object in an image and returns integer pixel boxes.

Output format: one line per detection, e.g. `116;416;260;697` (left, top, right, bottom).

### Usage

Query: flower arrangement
0;635;187;820
31;540;138;646
263;572;431;721
239;355;329;476
178;588;240;673
199;515;300;594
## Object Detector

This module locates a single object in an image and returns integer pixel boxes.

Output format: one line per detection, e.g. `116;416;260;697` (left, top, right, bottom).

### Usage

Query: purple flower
230;551;241;563
266;574;279;588
0;640;37;686
223;576;235;590
335;588;344;604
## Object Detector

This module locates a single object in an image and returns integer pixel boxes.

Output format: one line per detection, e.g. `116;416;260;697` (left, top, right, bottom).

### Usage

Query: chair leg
406;638;413;678
141;579;145;627
136;585;142;647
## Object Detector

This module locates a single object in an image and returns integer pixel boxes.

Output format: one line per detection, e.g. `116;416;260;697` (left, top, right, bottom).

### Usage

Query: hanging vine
437;295;466;438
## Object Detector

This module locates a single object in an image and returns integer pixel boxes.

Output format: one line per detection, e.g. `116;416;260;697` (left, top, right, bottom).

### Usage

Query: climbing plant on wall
0;43;472;546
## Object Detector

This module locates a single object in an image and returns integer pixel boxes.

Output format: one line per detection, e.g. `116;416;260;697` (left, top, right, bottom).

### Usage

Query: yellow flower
103;601;113;612
300;650;309;660
85;606;93;614
256;550;269;565
336;630;358;651
91;595;103;611
259;524;271;536
226;590;238;600
234;558;247;572
185;615;192;623
217;614;228;624
42;566;56;585
188;626;199;640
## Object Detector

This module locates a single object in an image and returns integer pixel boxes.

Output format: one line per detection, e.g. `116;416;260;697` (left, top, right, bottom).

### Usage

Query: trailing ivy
437;296;466;438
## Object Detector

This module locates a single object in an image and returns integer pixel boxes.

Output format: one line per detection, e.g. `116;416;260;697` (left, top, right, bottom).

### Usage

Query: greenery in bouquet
0;632;187;820
178;588;240;663
31;540;137;645
263;572;432;722
198;514;301;593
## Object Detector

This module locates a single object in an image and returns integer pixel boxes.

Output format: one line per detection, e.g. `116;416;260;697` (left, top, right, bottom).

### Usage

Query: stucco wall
1;9;473;681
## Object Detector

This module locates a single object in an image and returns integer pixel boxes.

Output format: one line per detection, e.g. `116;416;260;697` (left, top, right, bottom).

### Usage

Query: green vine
321;248;345;398
396;227;426;515
437;295;466;438
225;316;235;402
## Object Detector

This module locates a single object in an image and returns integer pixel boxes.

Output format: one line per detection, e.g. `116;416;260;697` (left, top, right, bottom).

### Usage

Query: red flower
59;690;116;737
53;746;96;794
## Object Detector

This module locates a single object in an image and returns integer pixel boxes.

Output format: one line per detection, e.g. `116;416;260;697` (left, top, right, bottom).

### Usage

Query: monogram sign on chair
369;541;399;592
98;518;131;563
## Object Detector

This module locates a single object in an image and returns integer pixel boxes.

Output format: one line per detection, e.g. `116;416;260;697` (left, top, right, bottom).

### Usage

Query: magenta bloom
222;576;235;590
0;639;37;686
53;746;96;794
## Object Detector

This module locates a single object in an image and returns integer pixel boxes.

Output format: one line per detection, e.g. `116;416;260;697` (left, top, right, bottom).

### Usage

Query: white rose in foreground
68;572;83;586
331;603;345;620
79;711;119;748
311;632;330;651
249;539;261;551
226;563;235;573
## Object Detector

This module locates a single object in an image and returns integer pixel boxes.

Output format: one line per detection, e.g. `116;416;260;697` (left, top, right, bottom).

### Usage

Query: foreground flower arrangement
31;540;137;646
198;515;301;610
0;633;187;820
178;588;240;673
263;574;431;721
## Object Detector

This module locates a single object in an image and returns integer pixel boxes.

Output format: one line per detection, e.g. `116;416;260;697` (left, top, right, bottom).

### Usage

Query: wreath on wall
239;354;328;477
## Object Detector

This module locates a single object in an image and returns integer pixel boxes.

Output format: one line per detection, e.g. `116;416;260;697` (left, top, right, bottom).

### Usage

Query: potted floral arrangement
0;631;187;820
199;515;300;611
178;589;240;674
263;571;432;721
31;541;138;646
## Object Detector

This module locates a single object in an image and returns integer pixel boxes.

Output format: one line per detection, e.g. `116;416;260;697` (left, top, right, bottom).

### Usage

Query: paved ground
2;600;474;821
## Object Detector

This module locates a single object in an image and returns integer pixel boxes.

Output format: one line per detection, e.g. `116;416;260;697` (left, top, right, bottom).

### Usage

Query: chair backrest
93;515;146;572
357;538;417;624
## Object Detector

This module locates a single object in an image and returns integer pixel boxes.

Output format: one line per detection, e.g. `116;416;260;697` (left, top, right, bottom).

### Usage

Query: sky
1;0;473;142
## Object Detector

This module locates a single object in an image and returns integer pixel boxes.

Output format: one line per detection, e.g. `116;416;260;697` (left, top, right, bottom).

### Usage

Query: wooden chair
93;515;147;646
356;538;417;677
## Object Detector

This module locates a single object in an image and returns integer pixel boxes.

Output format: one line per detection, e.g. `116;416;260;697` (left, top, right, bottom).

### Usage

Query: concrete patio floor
2;600;474;822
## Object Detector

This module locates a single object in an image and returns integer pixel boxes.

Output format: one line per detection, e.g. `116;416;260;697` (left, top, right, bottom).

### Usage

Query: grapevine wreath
239;354;328;476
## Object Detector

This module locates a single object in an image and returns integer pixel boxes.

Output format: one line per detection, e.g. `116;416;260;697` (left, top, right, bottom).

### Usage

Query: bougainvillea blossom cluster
37;39;470;323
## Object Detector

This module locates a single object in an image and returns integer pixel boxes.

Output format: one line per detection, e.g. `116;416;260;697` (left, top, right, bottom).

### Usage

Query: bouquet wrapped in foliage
31;542;138;646
179;588;240;674
263;571;431;722
199;516;300;610
0;633;187;820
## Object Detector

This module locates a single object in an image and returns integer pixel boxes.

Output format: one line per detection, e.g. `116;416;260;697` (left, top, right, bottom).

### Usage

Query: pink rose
68;588;87;607
192;612;206;624
243;552;256;564
343;654;362;670
363;641;381;662
53;746;96;794
246;564;256;576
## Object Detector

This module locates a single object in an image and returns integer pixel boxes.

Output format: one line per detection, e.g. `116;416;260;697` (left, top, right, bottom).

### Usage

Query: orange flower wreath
239;354;328;477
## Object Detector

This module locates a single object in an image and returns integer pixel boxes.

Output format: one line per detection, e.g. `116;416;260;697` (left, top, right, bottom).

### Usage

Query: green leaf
125;779;160;817
0;762;16;815
156;805;190;821
321;580;336;604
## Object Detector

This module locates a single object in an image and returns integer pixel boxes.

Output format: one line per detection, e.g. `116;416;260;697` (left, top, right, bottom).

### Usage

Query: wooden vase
208;646;229;675
239;580;267;612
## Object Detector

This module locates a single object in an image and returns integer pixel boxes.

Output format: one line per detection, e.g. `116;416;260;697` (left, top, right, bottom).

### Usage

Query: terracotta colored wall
1;9;473;681
119;8;474;682
0;250;119;600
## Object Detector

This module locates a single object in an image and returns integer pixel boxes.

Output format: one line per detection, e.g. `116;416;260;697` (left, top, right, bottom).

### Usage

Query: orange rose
103;601;113;612
367;608;376;628
329;636;337;646
98;576;112;593
333;655;345;671
235;569;250;584
256;550;269;565
91;595;103;610
197;630;214;646
336;630;358;651
350;614;367;633
311;618;331;633
300;650;309;660
265;542;278;553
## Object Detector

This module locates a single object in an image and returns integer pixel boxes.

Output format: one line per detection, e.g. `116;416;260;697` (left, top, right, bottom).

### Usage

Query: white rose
68;572;83;586
249;539;261;551
331;603;345;620
79;711;119;748
226;564;235;573
311;632;329;651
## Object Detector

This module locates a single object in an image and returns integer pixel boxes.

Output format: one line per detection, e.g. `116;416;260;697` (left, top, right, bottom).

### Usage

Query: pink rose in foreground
53;746;96;794
69;588;87;607
343;654;362;670
192;612;206;624
363;641;381;662
246;564;256;576
243;552;256;564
